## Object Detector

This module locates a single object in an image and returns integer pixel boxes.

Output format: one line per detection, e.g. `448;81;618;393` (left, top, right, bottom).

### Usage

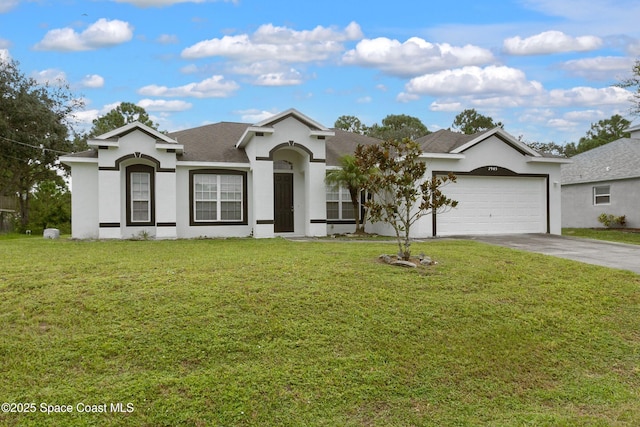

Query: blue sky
1;0;639;145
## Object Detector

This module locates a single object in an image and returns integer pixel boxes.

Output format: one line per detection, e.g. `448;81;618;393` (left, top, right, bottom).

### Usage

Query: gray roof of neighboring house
561;137;640;185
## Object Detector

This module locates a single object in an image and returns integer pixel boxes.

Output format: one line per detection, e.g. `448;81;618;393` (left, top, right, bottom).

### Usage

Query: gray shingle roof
169;122;251;163
561;137;640;185
416;129;478;153
169;122;383;166
62;150;98;159
325;129;382;166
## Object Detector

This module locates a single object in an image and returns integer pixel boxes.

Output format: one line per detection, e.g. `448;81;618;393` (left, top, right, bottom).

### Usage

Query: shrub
597;213;626;228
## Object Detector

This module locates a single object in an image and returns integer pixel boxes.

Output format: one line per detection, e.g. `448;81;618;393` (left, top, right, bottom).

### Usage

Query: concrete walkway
450;233;640;275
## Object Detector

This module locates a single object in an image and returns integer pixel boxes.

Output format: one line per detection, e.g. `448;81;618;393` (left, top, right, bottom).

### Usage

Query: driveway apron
451;233;640;275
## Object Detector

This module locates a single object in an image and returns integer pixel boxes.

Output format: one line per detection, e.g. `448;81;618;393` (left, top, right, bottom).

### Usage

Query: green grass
564;228;640;245
1;236;639;426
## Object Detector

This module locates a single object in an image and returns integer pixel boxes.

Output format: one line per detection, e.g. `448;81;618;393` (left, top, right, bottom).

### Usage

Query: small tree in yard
356;138;457;261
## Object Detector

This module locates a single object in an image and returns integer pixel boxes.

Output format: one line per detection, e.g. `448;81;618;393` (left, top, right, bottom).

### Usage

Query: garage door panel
437;176;546;236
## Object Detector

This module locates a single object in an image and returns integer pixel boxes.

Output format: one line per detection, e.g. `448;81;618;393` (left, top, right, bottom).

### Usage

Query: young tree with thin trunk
356;138;457;260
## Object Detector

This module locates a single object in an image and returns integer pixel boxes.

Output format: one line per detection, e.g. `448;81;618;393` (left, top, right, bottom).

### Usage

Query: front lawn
564;228;640;245
1;237;639;426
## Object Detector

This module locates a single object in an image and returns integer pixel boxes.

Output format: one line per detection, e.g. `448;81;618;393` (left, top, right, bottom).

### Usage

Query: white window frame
130;171;151;223
593;185;611;206
326;184;356;220
193;174;243;222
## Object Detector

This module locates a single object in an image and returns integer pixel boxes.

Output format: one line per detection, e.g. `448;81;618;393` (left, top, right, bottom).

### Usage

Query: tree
452;109;503;135
617;59;640;116
367;114;429;141
89;102;159;137
334;115;368;134
355;138;457;261
0;59;83;229
570;114;631;155
27;179;71;234
325;154;372;233
525;141;569;157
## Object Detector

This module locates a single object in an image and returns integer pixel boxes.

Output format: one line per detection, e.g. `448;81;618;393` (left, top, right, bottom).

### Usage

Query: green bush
597;213;626;228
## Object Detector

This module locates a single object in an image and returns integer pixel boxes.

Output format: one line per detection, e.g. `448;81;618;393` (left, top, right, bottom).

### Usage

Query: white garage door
436;175;547;236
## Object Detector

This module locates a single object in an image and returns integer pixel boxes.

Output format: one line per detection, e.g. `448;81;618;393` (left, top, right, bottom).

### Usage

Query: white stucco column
306;161;327;237
98;169;122;239
252;160;275;238
155;171;178;239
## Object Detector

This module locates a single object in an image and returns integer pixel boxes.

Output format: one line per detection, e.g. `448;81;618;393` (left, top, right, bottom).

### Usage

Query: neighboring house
60;108;568;239
561;124;640;229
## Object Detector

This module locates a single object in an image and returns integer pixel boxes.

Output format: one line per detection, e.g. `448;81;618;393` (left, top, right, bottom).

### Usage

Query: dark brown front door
274;173;294;232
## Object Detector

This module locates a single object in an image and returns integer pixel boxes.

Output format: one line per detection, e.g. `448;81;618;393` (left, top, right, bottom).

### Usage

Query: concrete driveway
451;233;640;275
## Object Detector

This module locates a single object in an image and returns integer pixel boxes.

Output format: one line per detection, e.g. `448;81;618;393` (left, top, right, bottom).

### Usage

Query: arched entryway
272;148;305;234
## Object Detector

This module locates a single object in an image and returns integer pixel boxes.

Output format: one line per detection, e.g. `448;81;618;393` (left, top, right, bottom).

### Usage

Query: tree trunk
349;189;361;234
19;192;29;229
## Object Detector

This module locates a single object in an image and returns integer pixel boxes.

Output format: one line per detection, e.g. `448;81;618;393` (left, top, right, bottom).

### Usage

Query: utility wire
0;134;71;155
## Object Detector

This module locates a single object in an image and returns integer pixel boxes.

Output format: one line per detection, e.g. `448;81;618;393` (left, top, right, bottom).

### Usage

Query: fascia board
526;156;573;164
176;161;251;169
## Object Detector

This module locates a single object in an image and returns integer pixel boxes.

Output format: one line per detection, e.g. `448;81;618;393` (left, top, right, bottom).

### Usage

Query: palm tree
325;154;370;233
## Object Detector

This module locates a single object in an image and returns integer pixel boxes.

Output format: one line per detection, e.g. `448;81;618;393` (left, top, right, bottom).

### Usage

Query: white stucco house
561;123;640;228
60;108;569;239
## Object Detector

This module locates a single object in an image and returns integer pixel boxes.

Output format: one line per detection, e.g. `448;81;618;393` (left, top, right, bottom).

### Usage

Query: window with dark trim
326;184;355;220
189;169;248;226
593;185;610;205
126;164;155;226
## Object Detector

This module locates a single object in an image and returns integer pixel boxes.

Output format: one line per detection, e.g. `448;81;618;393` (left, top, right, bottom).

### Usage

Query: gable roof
235;108;334;148
416;127;543;158
562;137;640;185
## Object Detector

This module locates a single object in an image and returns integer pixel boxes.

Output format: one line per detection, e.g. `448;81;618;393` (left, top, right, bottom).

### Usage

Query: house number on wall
487;166;498;172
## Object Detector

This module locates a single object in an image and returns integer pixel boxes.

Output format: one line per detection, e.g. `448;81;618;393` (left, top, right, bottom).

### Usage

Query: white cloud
138;75;239;98
547;86;632;106
547;118;578;130
34;19;134;51
343;37;494;77
562;109;605;121
403;65;543;97
156;34;179;44
137;99;192;111
357;96;372;104
253;69;303;86
0;0;18;13
560;56;635;81
70;109;100;126
0;49;10;62
429;101;464;112
81;74;105;88
627;39;640;56
32;68;67;85
181;21;362;63
503;30;602;55
235;109;279;123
